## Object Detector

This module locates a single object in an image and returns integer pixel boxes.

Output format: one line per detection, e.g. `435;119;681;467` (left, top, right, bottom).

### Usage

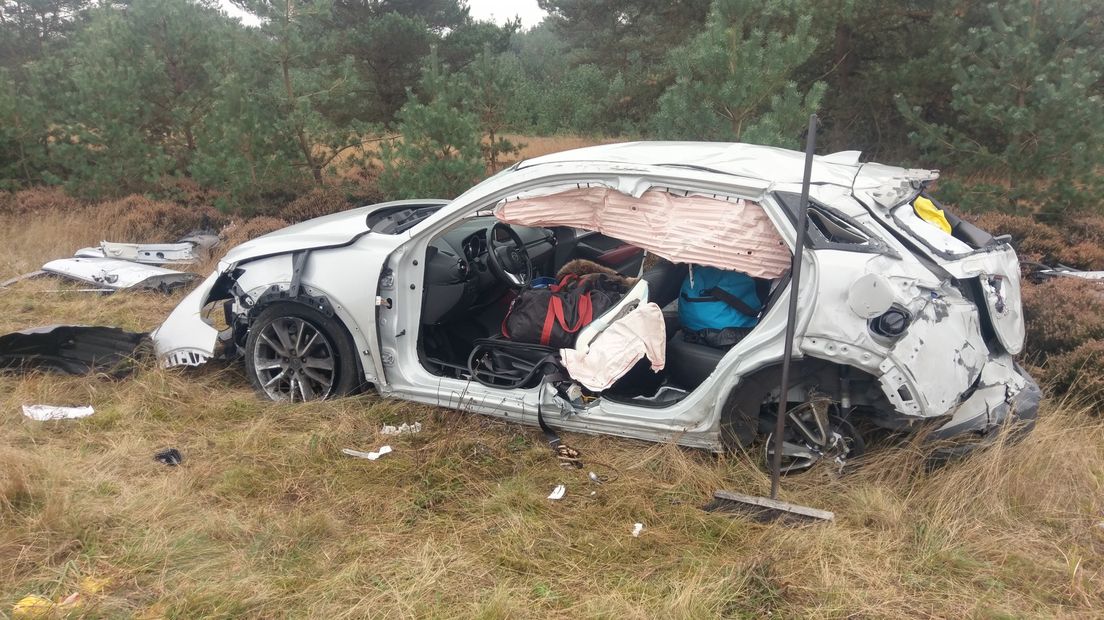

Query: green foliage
49;0;232;196
650;0;825;146
0;0;1101;218
465;46;523;170
379;55;484;199
898;0;1104;214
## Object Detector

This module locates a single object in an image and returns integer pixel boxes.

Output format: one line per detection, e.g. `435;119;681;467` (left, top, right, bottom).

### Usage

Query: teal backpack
678;266;763;334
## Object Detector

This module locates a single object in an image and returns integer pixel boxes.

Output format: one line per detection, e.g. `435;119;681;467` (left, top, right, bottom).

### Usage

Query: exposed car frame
153;142;1041;466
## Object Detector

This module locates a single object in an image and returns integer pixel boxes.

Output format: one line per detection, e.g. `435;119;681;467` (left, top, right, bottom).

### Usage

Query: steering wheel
486;222;533;289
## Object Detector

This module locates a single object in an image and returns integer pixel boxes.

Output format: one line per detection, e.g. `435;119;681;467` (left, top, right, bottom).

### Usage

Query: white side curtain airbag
495;187;790;279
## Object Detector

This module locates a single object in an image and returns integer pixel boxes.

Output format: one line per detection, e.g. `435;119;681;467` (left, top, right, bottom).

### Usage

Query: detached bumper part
152;271;223;368
0;325;149;376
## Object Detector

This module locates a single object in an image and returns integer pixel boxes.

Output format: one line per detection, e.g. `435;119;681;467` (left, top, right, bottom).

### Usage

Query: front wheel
244;302;359;402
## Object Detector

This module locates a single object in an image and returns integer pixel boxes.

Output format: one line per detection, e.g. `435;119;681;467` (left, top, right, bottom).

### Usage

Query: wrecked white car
153;142;1040;469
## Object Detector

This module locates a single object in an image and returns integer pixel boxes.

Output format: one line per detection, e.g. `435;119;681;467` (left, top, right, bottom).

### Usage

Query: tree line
1;0;1101;215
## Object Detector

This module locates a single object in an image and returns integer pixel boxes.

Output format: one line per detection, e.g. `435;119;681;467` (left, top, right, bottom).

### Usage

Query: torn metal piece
1029;263;1104;282
21;404;94;421
0;325;149;376
42;257;197;292
100;241;202;264
0;270;47;289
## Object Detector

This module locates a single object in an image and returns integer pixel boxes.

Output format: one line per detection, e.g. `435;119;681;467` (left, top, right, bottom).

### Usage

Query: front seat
641;257;688;309
641;258;688;338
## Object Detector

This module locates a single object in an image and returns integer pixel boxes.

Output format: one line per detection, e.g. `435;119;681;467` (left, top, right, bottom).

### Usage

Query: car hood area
221;205;377;266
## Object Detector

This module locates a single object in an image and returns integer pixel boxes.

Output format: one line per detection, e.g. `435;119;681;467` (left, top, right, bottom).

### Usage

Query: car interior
416;214;784;405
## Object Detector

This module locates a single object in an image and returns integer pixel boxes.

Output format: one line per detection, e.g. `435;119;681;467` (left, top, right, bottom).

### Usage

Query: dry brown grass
1;194;1103;617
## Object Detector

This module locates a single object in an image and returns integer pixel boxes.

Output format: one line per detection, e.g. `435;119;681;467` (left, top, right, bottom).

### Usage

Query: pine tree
897;0;1104;214
465;45;523;172
650;0;824;147
378;47;484;199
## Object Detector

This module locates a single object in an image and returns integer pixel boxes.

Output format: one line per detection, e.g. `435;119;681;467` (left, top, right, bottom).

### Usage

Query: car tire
244;302;360;402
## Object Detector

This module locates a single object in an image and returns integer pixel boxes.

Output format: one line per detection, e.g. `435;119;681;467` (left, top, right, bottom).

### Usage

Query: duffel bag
502;274;623;348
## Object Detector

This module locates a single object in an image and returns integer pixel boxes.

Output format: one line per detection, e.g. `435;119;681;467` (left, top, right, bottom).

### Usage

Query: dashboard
421;217;556;325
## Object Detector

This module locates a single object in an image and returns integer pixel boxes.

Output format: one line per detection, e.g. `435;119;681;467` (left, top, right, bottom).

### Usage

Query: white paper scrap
632;523;644;537
547;484;566;500
380;422;422;436
22;404;95;421
342;445;393;461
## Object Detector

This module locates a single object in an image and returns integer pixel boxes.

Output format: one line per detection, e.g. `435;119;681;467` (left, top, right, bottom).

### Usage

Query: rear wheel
763;400;865;474
244;302;359;402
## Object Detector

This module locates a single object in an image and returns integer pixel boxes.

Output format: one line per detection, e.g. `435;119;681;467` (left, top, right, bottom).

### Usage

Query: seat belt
537;380;582;468
681;287;762;318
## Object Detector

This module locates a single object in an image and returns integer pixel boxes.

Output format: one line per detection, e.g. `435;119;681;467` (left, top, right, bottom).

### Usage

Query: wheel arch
246;290;369;391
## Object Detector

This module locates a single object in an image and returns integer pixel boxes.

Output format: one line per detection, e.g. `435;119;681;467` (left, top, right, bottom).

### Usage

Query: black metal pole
770;114;818;499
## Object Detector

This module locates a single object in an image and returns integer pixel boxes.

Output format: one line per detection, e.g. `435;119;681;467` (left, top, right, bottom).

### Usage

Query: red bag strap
551;273;579;292
552;292;593;334
539;296;560;346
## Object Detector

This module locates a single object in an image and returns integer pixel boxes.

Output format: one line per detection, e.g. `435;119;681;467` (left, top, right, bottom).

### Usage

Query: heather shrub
967;212;1065;264
278;188;353;223
1021;279;1104;359
1044;340;1104;406
92;195;226;241
220;216;290;251
0;187;83;216
967;212;1104;270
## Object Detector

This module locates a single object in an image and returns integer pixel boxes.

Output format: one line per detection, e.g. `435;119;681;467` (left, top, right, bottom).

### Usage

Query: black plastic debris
154;448;183;466
0;325;150;377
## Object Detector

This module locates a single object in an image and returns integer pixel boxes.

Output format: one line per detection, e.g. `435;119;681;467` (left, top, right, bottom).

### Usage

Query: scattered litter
342;445;392;460
154;448;183;466
632;522;644;537
547;484;566;500
41;257;197;292
12;592;80;619
13;594;56;618
0;325;150;376
380;422;422;435
78;576;109;595
21;404;94;421
11;576;108;618
588;471;603;484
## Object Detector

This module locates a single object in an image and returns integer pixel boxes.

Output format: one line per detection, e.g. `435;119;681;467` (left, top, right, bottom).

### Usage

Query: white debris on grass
632;523;644;537
380;422;422;436
342;445;393;461
547;484;566;500
21;404;95;421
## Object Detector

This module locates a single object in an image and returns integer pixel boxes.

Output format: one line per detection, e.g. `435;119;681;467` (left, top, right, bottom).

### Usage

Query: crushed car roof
517;141;938;191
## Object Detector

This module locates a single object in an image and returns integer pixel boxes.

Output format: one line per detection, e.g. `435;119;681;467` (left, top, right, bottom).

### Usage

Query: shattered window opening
808;207;869;245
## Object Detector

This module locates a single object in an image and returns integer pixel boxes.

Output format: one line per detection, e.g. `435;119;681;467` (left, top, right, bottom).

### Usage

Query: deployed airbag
495;188;790;279
561;302;666;392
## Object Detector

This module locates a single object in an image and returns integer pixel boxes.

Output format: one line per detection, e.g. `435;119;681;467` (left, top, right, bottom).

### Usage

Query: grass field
2;204;1104;618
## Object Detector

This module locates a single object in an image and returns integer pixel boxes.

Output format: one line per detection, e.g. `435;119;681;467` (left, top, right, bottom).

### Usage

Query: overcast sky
467;0;547;28
219;1;548;29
